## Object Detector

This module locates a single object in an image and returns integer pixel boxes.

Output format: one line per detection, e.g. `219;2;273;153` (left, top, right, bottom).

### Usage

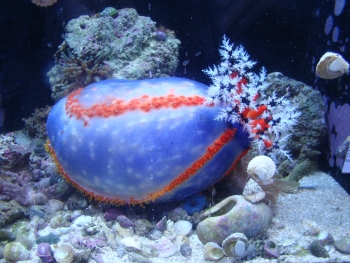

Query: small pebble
117;215;135;228
180;243;192;258
173;220;192;236
155;216;167;232
309;240;329;258
116;245;126;258
155;31;167;41
0;230;15;242
302;219;320;236
66;193;88;211
147;229;162;240
29;205;47;219
334;235;350;254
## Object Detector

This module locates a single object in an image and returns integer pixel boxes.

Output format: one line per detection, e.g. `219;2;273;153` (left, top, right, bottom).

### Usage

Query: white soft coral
203;35;300;162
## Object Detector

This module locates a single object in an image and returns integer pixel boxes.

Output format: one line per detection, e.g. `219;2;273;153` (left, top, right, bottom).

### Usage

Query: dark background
1;0;349;187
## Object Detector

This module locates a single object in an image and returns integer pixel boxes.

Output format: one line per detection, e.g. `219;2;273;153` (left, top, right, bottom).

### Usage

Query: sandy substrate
4;171;350;263
142;171;350;263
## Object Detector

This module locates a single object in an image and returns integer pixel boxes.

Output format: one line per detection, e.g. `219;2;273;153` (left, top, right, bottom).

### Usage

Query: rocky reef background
48;8;181;101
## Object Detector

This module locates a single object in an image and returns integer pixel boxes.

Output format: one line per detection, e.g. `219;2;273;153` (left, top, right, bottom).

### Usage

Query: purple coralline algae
103;207;123;221
47;7;181;100
0;132;60;207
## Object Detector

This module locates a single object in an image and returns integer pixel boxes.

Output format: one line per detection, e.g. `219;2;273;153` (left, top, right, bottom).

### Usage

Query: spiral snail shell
222;232;249;258
247;155;276;182
316;52;349;79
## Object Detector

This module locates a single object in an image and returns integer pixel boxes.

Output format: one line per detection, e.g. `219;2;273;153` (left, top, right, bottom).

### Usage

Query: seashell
302;219;320;236
334;235;350;254
309;240;330;258
146;229;162;240
37;242;54;262
263;240;279;258
4;242;30;262
154;237;178;258
197;195;273;245
242;178;265;203
116;245;126;258
247;155;275;182
222;232;248;258
316;52;349;79
53;244;74;263
203;242;225;261
173;220;192;236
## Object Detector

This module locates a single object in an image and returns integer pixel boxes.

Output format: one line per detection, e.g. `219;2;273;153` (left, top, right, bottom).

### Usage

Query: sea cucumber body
46;78;250;204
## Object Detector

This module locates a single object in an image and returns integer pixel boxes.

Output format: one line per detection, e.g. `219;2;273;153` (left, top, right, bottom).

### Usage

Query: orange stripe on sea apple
45;128;238;205
65;88;208;126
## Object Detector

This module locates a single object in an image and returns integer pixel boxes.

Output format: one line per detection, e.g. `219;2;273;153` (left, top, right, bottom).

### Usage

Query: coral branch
203;35;300;161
